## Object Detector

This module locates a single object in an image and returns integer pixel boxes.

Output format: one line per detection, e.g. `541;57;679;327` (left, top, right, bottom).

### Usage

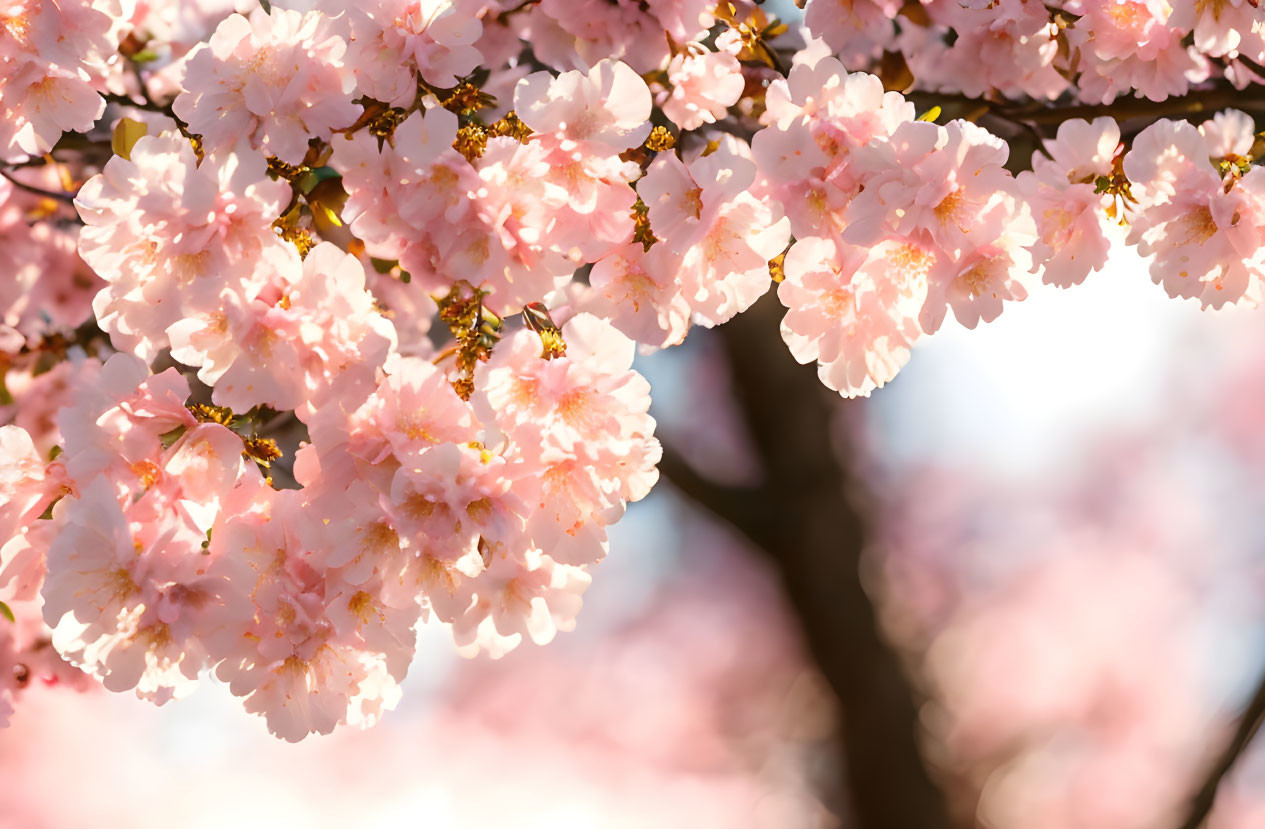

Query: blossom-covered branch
3;0;1265;774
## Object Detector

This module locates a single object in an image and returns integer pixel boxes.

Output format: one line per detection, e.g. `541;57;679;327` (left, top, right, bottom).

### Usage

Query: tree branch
909;82;1265;146
101;91;187;125
0;168;77;204
655;442;760;533
1176;668;1265;829
998;88;1265;125
656;294;953;828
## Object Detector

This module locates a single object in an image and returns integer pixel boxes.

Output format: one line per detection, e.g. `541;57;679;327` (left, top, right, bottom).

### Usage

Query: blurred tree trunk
661;294;952;829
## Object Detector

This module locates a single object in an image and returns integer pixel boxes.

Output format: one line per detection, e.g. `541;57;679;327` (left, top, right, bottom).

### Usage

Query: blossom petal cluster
752;55;1036;397
333;0;485;100
804;0;1264;104
0;171;97;347
1124;112;1265;308
0;0;114;162
1016;118;1125;289
76;133;293;362
8;0;1265;744
5;307;659;740
173;8;359;163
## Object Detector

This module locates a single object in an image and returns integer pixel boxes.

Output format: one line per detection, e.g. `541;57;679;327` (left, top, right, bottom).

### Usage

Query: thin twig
102;92;177;118
0;168;77;203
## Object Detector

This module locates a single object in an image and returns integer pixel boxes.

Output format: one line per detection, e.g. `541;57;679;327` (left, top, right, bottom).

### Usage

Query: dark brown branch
1001;89;1265;125
655;442;759;533
0;168;77;203
1176;670;1265;829
657;294;953;828
102;92;178;119
910;83;1265;138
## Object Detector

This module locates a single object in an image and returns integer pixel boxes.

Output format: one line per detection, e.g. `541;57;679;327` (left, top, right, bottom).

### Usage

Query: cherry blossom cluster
0;0;116;162
754;48;1265;396
2;314;656;740
0;170;96;352
4;0;1265;741
807;0;1265;104
753;52;1038;396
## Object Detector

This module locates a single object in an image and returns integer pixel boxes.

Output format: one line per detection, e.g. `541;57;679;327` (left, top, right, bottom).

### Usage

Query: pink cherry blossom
0;170;97;345
384;140;552;311
1064;0;1210;104
1170;0;1265;58
366;269;439;358
300;480;413;588
659;49;745;133
0;425;54;537
335;0;484;102
56;353;196;492
844;120;1014;254
639;138;791;327
287;320;651;664
12;0;1265;754
1017;117;1125;288
354;355;479;464
385;443;523;566
173;8;360;163
42;424;255;706
803;0;902;65
333;105;464;262
474;313;660;567
778;236;928;398
751;56;914;239
585;242;691;349
1124;116;1265;308
644;0;715;43
513;0;673;74
907;0;1067;101
172;242;397;415
206;485;406;741
76;132;292;362
449;546;590;658
515;59;652;155
451;136;575;310
0;356;101;459
1199;108;1258;161
920;222;1038;334
0;0;113;162
0;425;61;601
512;59;650;265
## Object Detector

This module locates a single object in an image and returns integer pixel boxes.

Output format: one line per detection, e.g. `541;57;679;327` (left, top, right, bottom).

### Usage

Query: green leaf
297;166;340;194
309;166;341;184
159;425;187;449
0;601;14;623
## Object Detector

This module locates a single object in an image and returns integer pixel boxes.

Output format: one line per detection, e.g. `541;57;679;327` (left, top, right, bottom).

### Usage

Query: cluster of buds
437;280;502;399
